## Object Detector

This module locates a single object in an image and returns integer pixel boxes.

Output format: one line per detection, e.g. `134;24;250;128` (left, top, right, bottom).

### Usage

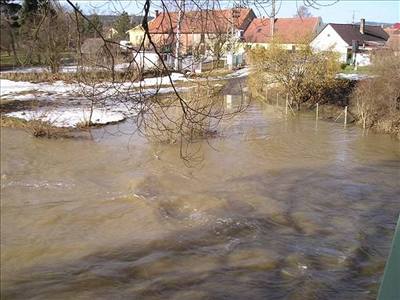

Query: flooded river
1;100;399;299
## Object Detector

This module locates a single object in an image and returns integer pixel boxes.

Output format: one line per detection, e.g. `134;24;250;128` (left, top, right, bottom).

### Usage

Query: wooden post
276;91;279;106
344;106;348;126
285;94;288;115
316;103;319;120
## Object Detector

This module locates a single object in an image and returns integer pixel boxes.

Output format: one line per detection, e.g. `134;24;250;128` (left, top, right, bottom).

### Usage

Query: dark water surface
1;101;399;299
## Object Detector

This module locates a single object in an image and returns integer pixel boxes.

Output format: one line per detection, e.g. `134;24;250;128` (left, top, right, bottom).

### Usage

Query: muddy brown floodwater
1;98;399;300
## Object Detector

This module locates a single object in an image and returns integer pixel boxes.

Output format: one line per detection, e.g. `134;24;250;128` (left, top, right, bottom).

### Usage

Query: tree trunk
9;27;19;66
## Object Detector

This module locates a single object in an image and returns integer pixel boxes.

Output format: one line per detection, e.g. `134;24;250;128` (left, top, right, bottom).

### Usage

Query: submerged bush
248;41;343;108
351;50;400;137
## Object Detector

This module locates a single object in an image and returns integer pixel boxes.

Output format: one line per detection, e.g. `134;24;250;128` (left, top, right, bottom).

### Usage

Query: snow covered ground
0;80;80;98
0;73;187;98
7;108;126;127
1;70;248;128
0;63;136;74
225;67;250;79
0;74;192;127
336;73;373;81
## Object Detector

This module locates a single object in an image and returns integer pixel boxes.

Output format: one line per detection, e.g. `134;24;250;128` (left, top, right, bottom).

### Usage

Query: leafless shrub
351;50;400;136
248;40;343;109
140;84;224;142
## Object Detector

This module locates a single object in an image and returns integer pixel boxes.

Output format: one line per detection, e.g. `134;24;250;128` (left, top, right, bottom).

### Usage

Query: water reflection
1;102;399;299
224;94;248;111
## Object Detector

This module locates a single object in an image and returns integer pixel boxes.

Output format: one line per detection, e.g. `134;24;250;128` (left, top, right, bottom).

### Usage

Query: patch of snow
0;73;187;99
2;75;194;128
336;73;373;81
114;63;130;71
0;65;103;74
0;80;39;96
1;66;48;74
2;93;36;101
226;67;249;78
6;108;126;127
132;72;187;88
0;79;80;97
4;85;194;128
188;67;249;82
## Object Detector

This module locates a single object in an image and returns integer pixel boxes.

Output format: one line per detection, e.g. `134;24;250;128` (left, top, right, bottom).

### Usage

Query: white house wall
310;25;349;62
132;52;162;70
240;43;302;53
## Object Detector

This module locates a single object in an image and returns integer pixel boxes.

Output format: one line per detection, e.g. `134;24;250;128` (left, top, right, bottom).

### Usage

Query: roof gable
127;25;145;33
148;8;255;34
329;23;389;45
392;23;400;30
243;17;321;44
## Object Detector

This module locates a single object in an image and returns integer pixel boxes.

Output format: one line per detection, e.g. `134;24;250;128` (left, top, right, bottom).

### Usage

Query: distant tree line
0;0;137;71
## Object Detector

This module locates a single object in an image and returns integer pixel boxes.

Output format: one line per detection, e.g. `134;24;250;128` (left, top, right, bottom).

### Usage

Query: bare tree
13;0;74;72
0;0;21;64
294;5;312;18
62;0;338;161
351;50;400;134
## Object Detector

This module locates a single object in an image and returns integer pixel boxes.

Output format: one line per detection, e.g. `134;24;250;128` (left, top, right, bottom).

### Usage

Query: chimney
360;18;365;34
155;10;160;17
271;0;276;38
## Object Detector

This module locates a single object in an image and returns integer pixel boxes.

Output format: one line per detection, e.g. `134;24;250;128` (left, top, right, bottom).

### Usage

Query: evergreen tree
0;0;21;26
85;13;103;38
21;0;38;15
113;11;131;40
72;3;86;37
20;0;51;23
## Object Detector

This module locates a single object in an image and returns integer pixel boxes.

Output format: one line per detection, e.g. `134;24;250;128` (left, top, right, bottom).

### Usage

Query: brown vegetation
351;50;400;137
1;115;72;138
248;41;344;109
140;83;239;146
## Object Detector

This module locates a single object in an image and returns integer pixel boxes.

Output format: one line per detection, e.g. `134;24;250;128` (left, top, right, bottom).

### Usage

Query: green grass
0;51;76;69
339;65;372;74
0;52;18;68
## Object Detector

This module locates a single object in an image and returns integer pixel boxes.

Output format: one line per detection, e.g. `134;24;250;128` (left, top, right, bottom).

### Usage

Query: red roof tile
148;8;255;34
243;17;321;44
385;25;400;50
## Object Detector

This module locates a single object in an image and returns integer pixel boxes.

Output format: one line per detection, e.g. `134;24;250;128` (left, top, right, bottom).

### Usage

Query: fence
264;88;349;126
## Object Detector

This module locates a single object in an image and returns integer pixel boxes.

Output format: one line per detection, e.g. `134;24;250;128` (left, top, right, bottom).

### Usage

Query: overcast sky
68;0;399;24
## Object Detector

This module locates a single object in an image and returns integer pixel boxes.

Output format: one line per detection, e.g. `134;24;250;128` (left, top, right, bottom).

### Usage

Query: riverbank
251;78;399;140
0;72;191;133
1;66;398;140
0;68;248;135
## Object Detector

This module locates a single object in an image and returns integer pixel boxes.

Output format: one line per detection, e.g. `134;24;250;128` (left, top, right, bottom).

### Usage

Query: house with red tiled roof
243;17;323;50
391;23;400;30
310;19;389;65
147;8;256;54
385;23;400;54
